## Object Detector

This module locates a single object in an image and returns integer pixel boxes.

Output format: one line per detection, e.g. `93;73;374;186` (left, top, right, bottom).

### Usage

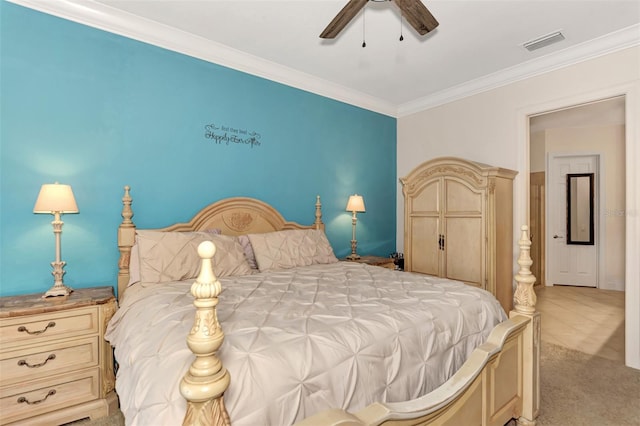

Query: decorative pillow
248;229;338;272
128;229;221;286
134;230;250;284
237;235;258;270
206;233;253;277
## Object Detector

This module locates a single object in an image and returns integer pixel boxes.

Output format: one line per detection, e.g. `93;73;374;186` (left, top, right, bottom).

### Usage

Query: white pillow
134;230;251;284
248;229;338;272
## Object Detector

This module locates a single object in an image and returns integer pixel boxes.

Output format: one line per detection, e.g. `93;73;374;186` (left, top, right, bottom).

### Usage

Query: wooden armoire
400;157;517;312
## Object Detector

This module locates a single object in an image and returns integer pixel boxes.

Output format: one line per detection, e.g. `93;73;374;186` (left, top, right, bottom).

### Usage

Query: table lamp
346;194;365;260
34;182;79;297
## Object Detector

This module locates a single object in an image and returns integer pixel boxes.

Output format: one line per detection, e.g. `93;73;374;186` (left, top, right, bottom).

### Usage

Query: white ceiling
11;0;640;116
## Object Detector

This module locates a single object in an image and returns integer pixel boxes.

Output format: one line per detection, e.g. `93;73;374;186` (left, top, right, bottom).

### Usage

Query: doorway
528;96;626;291
528;97;627;363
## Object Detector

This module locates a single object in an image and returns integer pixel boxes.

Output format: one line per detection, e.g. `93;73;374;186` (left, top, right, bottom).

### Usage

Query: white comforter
105;262;506;426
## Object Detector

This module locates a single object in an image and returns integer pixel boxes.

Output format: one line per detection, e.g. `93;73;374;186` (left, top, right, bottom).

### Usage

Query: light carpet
535;342;639;426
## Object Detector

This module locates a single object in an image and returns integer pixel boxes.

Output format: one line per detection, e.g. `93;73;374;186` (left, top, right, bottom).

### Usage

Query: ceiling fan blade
393;0;439;35
320;0;368;39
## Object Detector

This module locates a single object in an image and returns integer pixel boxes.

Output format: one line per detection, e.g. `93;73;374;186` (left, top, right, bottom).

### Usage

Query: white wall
530;131;546;173
397;45;640;369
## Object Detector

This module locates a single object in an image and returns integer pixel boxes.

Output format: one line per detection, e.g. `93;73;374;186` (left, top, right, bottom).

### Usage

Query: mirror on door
567;173;594;245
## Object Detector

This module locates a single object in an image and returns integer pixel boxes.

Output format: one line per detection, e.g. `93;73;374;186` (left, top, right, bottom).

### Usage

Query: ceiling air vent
523;31;565;52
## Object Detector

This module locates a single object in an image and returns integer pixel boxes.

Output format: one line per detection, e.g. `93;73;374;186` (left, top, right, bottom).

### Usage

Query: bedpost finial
314;195;324;230
190;241;220;300
198;240;216;259
121;185;134;225
123;185;131;202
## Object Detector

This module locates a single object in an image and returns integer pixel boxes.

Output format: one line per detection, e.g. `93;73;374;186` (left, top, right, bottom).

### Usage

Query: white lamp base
43;283;73;298
43;229;74;298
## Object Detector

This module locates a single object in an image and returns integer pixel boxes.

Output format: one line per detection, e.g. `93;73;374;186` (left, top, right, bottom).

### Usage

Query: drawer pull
17;321;56;335
18;354;56;368
17;389;56;405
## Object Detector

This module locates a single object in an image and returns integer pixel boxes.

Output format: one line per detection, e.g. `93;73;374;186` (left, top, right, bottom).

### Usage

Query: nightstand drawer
0;336;99;386
0;367;100;424
0;307;98;348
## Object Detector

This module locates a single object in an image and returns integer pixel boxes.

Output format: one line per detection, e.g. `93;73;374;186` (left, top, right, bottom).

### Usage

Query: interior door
548;154;598;287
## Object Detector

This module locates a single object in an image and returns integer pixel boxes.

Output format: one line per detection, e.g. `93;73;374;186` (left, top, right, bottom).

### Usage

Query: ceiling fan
320;0;439;39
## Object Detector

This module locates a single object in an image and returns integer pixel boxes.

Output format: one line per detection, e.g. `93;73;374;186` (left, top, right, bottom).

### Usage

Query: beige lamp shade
346;194;365;213
34;183;79;214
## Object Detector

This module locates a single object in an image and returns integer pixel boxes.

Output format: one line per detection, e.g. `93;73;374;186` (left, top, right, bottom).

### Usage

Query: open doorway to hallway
529;96;626;362
529;96;626;290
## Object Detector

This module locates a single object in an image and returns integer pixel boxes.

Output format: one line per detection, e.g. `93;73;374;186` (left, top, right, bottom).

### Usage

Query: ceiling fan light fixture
320;0;438;39
522;31;565;52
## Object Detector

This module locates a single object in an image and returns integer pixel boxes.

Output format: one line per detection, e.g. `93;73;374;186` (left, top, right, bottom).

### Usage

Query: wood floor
535;284;625;363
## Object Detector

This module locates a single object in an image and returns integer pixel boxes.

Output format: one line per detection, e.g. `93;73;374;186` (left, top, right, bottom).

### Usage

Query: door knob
553;235;564;239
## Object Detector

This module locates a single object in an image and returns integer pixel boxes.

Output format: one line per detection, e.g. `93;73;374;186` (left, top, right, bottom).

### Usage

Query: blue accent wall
0;2;397;297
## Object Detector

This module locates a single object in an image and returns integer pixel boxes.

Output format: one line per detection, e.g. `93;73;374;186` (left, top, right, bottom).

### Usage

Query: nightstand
0;287;118;425
342;255;396;270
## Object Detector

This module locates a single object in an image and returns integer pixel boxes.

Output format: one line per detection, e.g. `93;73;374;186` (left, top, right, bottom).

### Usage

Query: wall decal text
205;123;262;148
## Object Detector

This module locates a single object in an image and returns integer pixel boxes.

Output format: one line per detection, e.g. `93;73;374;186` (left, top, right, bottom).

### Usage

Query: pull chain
399;15;404;41
362;7;366;47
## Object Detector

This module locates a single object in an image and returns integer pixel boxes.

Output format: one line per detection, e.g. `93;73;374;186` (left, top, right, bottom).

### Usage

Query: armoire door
442;177;485;287
407;179;441;275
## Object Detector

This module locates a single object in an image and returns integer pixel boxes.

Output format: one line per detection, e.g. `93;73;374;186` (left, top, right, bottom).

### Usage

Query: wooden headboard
116;186;324;299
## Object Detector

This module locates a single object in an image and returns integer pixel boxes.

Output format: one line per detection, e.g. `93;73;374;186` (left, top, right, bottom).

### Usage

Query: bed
107;186;540;426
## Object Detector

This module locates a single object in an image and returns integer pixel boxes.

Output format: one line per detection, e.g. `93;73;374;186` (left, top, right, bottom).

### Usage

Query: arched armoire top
400;157;518;196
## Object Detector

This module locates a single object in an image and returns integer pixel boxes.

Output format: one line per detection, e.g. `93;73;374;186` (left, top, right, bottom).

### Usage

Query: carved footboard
297;316;531;426
180;227;539;426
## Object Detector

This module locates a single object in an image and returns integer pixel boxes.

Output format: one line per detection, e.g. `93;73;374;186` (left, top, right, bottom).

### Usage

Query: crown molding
7;0;397;117
7;1;640;119
397;24;640;117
